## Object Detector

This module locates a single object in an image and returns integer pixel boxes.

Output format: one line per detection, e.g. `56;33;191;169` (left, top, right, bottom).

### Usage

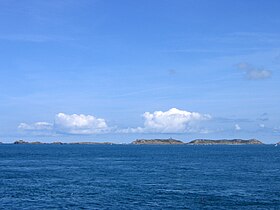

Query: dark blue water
0;145;279;209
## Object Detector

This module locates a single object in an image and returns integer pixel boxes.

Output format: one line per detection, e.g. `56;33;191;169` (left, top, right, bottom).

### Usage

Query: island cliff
131;139;184;145
188;139;263;145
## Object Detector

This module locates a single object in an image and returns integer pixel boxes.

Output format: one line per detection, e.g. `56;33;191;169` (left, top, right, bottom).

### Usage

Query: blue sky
0;0;280;143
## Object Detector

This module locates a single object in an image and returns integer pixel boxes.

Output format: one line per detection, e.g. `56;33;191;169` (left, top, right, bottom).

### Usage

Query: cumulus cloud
18;122;53;131
237;63;272;80
18;113;110;135
120;108;211;133
54;113;109;134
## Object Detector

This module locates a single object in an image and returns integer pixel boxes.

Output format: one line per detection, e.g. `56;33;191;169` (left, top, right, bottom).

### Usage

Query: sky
0;0;280;143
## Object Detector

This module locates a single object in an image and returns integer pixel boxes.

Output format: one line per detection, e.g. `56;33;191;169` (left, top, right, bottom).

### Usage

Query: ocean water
0;145;279;209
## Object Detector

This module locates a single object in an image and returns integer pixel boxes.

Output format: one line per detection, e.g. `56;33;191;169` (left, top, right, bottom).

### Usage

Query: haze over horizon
1;0;280;143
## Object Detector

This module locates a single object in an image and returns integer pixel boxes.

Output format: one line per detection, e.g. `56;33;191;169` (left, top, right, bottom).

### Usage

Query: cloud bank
18;108;211;135
237;63;272;80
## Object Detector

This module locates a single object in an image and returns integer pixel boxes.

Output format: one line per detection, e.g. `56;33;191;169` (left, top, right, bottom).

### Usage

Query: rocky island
131;139;184;145
188;139;263;145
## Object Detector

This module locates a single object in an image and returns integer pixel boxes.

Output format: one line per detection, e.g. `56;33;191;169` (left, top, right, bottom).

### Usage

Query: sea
0;144;279;209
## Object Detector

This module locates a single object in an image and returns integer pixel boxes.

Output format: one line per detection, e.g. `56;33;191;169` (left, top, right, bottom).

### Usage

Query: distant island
5;138;271;145
188;139;263;145
69;142;114;145
131;138;263;145
131;139;184;145
14;140;44;144
13;140;115;145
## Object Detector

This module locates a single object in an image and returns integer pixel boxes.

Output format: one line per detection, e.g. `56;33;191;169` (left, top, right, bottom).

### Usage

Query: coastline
0;138;277;145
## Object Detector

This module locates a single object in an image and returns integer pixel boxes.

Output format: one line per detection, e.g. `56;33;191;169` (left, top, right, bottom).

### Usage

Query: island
11;138;266;145
188;139;263;145
14;140;44;144
13;140;115;145
131;138;184;145
69;142;114;145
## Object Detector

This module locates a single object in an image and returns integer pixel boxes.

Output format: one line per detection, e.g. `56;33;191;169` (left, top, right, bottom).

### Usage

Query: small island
131;139;184;145
188;139;263;145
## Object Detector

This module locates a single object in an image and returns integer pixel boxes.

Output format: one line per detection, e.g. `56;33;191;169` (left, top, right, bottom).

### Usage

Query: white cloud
18;122;53;131
18;109;211;135
120;108;211;133
237;63;272;80
235;124;241;130
54;113;109;134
